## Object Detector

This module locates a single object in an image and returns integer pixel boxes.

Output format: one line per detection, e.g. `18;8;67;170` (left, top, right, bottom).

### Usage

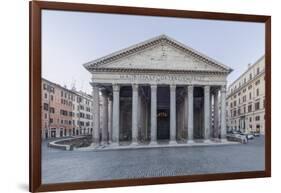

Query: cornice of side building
227;55;265;97
226;70;265;99
42;77;92;99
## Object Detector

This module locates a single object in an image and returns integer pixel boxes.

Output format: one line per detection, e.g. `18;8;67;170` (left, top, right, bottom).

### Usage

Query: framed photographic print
30;1;271;192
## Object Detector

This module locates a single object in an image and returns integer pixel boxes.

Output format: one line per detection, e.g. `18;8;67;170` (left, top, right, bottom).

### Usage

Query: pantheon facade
84;35;232;146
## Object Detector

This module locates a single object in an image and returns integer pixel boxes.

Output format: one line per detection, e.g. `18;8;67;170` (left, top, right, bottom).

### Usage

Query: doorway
157;109;170;140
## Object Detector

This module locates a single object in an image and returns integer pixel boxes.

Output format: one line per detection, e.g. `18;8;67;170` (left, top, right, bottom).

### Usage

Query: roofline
228;55;265;89
42;77;92;98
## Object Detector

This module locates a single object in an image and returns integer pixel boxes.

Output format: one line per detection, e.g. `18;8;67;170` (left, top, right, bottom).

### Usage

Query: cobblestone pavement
42;136;265;184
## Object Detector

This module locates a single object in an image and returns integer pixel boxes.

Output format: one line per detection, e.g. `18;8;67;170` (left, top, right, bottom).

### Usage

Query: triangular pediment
84;35;232;73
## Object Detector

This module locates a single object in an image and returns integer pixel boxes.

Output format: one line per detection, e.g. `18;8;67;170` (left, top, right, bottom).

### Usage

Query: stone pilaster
170;85;177;144
132;84;139;145
112;84;120;145
150;84;157;145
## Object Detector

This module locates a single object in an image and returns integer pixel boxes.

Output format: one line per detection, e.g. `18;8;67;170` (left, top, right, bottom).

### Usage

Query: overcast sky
42;10;265;94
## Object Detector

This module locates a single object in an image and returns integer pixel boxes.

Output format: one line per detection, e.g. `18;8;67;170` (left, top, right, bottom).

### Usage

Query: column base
90;142;100;148
220;138;228;143
169;140;177;145
187;139;194;144
110;142;119;147
204;139;212;143
149;141;157;145
131;141;138;146
101;141;108;146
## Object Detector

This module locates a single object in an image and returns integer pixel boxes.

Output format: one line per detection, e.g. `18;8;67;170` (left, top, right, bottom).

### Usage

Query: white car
241;133;254;140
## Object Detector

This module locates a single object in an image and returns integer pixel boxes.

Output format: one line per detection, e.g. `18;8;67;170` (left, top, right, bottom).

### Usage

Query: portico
84;35;232;147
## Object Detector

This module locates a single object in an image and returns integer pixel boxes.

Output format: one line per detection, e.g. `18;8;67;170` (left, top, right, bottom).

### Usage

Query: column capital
150;84;157;91
170;84;176;91
112;84;120;92
100;87;108;96
221;85;227;93
204;85;210;96
91;82;100;88
132;83;139;91
188;85;194;92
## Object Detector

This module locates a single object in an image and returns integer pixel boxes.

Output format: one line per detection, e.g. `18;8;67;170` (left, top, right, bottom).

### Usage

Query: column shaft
221;85;227;140
112;84;120;145
101;89;108;145
150;84;157;144
132;84;139;144
204;86;210;141
214;90;219;138
187;85;194;142
170;85;177;143
92;84;100;145
108;97;113;143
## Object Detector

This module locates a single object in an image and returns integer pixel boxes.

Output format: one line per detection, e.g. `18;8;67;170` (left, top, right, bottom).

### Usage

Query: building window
43;103;49;111
255;102;260;110
249;73;252;80
255;116;260;121
248;104;252;112
49;107;55;113
44;93;47;99
255;80;260;85
243;95;246;102
256;88;259;97
50;118;53;123
43;83;47;90
249;92;252;100
257;67;260;75
50;95;54;101
249;117;252;122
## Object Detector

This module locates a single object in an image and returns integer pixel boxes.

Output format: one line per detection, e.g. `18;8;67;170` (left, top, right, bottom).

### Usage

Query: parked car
253;132;260;137
240;133;254;140
226;134;248;144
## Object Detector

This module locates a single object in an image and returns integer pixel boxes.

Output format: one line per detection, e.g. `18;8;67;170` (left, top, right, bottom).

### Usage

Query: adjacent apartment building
226;56;265;134
41;78;94;139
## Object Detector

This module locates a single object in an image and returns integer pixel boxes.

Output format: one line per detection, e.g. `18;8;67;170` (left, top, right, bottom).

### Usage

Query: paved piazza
42;137;265;184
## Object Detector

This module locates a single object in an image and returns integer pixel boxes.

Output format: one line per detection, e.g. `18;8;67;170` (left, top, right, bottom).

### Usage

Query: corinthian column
112;84;120;146
204;85;211;142
150;84;157;145
92;83;100;146
108;96;113;143
187;85;194;143
220;85;227;142
101;88;108;145
214;89;219;138
170;85;177;144
132;84;139;145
